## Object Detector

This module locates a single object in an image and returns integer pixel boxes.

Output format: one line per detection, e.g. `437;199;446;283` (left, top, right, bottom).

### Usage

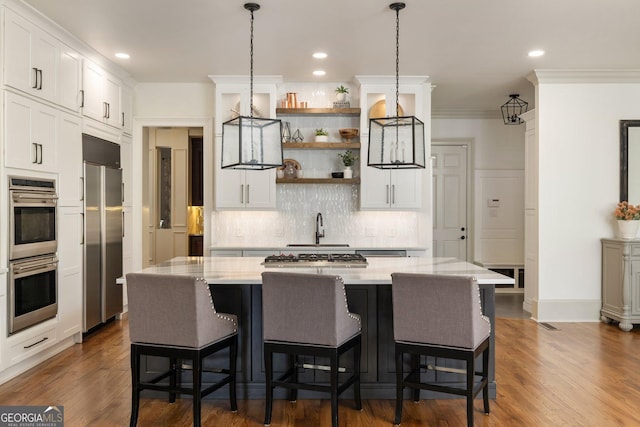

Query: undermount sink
286;243;350;247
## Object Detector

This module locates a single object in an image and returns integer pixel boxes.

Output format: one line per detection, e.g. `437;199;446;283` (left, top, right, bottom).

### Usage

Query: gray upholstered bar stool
126;273;238;427
391;273;491;427
261;271;362;427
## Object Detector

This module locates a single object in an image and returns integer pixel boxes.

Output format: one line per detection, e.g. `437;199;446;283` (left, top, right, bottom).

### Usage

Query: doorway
142;127;203;266
432;144;469;260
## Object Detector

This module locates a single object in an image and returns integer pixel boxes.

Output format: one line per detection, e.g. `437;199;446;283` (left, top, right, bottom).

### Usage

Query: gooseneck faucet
315;212;325;244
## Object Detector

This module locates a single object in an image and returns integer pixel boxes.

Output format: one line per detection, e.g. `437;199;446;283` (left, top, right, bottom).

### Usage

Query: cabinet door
104;73;122;128
4;92;57;172
216;169;245;208
3;10;55;102
121;85;133;134
57;206;83;339
390;169;421;209
57;112;83;205
245;169;276;209
57;44;81;112
81;60;105;121
121;134;132;206
360;166;391;209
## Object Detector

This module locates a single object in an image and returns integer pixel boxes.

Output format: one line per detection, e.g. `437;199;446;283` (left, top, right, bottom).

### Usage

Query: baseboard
535;299;601;322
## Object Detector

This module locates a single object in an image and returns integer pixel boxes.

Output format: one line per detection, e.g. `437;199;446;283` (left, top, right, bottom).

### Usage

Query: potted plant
614;201;640;238
315;128;329;142
338;150;358;179
335;85;349;102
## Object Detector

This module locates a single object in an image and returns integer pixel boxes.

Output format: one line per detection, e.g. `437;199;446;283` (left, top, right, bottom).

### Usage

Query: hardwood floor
1;311;639;426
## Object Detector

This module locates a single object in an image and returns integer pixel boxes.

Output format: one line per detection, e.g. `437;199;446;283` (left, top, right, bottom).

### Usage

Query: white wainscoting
474;170;524;264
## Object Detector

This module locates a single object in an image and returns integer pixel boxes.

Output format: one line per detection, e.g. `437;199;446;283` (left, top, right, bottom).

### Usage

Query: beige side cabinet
601;238;640;331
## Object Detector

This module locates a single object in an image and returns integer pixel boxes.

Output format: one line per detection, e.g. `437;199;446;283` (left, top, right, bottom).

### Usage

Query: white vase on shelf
343;167;353;179
617;220;640;239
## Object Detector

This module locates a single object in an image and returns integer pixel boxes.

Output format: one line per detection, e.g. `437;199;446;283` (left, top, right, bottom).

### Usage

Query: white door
432;145;468;259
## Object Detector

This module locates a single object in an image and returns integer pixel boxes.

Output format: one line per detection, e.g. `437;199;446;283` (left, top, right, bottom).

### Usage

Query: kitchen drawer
5;320;57;366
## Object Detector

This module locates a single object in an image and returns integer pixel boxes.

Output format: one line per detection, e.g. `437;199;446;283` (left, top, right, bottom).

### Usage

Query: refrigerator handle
122;211;125;238
80;177;84;201
122;182;125;203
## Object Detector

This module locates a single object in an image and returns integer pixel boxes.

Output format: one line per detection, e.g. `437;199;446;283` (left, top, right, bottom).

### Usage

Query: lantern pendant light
501;94;528;125
221;3;283;170
367;2;426;169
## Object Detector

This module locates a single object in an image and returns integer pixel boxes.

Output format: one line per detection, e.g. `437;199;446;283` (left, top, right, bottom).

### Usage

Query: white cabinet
82;59;122;128
601;238;640;331
3;91;58;172
57;112;83;205
121;84;133;135
121;134;132;206
3;8;81;111
211;76;281;210
215;141;277;209
520;109;538;316
57;206;83;340
355;76;429;211
360;167;421;209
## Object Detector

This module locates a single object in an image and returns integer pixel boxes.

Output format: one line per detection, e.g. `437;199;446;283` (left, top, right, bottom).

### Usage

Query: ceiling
22;0;640;115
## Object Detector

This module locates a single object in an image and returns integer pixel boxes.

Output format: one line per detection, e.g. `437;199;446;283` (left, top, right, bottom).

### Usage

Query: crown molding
431;109;502;119
528;69;640;85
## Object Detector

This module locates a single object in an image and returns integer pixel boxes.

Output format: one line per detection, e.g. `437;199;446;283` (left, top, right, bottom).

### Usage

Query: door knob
461;227;465;231
460;236;466;240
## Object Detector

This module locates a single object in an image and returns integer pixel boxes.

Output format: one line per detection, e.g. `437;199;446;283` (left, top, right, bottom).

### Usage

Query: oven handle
13;261;58;276
12;193;58;202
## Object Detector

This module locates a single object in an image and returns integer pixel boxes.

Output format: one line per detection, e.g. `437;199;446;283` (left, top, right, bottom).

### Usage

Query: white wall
533;77;640;321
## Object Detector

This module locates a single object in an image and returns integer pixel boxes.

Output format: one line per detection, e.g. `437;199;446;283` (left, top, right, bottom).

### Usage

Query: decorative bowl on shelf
339;128;359;141
331;172;344;178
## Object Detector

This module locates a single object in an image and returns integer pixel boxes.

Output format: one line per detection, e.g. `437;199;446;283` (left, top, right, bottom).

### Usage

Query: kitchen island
126;256;513;400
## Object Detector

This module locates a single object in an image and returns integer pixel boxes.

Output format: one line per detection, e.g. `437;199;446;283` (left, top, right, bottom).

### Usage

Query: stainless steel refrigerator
82;134;123;333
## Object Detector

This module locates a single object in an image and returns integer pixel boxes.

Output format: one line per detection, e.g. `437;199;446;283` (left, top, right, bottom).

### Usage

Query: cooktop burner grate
262;253;367;267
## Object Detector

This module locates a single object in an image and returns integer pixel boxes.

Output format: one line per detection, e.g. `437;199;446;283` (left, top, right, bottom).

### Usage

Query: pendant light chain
395;5;400;118
249;7;254;119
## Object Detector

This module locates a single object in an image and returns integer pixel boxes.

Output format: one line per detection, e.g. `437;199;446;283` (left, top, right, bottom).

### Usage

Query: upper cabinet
210;75;281;210
81;59;122;129
121;84;133;135
355;76;431;210
2;8;81;111
4;91;58;172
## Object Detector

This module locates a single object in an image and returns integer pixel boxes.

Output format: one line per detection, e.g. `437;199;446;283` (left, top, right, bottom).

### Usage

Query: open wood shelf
276;107;360;115
276;177;360;185
282;142;360;149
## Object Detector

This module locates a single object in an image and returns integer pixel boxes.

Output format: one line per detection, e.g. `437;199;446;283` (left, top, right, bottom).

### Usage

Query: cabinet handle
107;102;110;119
37;144;43;164
37;69;43;90
246;184;250;205
386;184;390;204
80;213;84;245
122;112;125;127
32;67;38;89
392;184;395;204
24;336;48;349
80;90;85;108
80;177;84;201
103;102;108;118
32;143;38;164
240;184;244;204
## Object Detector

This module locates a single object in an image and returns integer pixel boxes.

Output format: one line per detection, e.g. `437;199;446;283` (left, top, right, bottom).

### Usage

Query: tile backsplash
211;184;419;247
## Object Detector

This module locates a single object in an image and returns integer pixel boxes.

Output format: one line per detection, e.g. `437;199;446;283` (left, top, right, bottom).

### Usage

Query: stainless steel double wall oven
8;176;58;334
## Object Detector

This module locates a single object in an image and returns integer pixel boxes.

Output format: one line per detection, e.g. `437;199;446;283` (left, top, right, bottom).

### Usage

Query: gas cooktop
262;253;368;268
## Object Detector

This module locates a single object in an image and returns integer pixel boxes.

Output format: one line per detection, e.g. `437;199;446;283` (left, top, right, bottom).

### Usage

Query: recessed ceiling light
528;50;545;58
313;70;326;76
313;52;327;59
115;52;130;59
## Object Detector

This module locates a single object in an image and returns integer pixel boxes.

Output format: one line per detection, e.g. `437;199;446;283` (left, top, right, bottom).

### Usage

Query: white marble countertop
210;246;427;252
122;256;515;285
